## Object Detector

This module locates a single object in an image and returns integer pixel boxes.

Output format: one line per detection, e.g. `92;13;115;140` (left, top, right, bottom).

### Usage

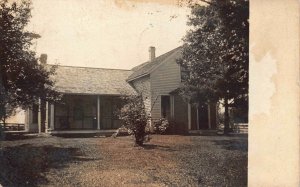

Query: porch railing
0;123;26;131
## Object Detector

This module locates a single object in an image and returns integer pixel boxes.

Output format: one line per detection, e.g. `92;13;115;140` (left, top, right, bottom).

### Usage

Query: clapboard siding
150;54;181;120
131;75;151;115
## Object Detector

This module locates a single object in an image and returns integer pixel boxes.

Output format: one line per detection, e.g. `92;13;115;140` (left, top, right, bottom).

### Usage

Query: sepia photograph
6;0;296;186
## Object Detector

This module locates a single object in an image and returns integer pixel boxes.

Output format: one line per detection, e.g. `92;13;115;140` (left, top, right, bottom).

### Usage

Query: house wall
131;75;151;116
150;56;181;120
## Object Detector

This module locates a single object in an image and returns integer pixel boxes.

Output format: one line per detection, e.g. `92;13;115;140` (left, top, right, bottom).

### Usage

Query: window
180;66;190;82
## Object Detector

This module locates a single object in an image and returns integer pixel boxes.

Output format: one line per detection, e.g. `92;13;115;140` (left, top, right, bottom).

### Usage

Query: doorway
198;104;209;129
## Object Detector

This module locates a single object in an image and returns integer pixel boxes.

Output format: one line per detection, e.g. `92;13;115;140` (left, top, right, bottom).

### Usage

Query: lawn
0;134;247;187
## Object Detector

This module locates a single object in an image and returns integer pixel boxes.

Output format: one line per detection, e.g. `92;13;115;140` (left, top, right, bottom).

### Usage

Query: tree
0;0;60;121
178;0;249;134
118;94;149;146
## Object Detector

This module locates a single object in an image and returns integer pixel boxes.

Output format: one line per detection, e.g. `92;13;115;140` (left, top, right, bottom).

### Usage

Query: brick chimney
40;54;47;65
149;46;155;62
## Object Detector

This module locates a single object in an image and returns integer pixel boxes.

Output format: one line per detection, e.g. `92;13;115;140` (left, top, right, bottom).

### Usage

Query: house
127;46;217;133
21;47;217;134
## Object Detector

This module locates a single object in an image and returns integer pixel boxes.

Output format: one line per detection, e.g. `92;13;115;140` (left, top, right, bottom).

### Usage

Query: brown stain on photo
249;0;300;186
113;0;181;10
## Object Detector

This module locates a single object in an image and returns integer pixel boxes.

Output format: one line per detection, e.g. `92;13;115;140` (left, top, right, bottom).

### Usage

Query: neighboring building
18;47;217;134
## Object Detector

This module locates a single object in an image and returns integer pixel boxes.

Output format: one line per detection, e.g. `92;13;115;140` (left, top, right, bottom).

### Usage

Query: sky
28;0;190;69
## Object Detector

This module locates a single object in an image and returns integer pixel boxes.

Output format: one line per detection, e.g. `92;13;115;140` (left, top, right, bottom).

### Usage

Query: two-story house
127;46;217;133
10;46;217;134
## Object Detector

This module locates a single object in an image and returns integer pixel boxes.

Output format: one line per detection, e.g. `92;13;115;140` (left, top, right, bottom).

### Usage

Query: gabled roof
49;65;136;95
127;46;182;82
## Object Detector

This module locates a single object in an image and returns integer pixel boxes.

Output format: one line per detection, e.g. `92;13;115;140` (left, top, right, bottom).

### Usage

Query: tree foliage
118;94;149;146
178;0;249;133
0;0;60;121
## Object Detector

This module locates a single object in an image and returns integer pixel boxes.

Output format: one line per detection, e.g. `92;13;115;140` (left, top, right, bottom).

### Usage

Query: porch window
100;96;122;130
73;105;84;120
54;95;97;130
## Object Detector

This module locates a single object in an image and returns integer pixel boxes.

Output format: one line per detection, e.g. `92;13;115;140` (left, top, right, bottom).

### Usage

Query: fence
0;123;25;131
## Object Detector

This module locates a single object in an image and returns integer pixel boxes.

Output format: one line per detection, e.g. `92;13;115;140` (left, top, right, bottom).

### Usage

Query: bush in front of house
152;118;169;134
118;94;149;146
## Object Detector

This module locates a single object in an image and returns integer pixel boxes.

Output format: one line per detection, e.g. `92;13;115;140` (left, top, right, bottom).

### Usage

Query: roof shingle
127;46;182;81
49;65;136;95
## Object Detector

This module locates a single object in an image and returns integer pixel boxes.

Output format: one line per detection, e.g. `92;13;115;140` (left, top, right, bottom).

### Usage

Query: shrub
118;94;149;146
152;118;169;134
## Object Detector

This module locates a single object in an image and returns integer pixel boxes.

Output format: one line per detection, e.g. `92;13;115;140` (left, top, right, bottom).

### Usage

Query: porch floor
49;129;117;136
3;130;30;135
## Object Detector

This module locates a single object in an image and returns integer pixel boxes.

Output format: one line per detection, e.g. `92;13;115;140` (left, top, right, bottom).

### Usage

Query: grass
0;134;247;186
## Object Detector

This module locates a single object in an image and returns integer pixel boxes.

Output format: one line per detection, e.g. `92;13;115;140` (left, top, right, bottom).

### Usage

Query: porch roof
49;65;136;95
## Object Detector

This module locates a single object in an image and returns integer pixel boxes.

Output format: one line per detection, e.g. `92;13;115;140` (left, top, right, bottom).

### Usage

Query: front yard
0;134;247;187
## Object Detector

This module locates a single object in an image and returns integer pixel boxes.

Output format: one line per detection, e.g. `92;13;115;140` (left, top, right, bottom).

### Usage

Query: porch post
29;109;33;132
50;104;55;130
25;108;31;132
208;104;211;129
196;104;200;130
97;96;100;130
170;95;175;119
37;98;41;134
188;103;191;130
45;101;49;133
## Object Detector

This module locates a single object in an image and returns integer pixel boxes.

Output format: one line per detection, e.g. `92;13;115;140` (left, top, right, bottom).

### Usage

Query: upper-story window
180;66;190;82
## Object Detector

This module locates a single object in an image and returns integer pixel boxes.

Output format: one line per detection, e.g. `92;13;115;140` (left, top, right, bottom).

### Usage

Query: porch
29;94;123;134
166;94;217;132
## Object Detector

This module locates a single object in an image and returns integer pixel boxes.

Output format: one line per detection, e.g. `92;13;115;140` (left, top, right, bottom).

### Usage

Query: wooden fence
0;123;25;131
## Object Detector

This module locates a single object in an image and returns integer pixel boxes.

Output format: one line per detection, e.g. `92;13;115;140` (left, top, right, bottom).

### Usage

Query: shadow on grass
212;139;248;152
141;144;177;152
0;144;98;187
1;134;38;141
54;133;116;138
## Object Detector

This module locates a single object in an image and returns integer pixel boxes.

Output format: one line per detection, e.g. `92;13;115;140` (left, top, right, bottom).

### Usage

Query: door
161;95;171;119
198;104;209;129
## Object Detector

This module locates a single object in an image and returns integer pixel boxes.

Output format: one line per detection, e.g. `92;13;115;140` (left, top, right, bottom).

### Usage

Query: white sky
29;0;190;69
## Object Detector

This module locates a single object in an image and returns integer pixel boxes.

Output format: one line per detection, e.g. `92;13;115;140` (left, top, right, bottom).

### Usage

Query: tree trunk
224;96;230;135
134;133;144;146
